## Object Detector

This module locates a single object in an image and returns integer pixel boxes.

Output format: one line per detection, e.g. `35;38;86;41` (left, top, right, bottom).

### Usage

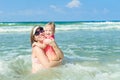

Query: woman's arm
32;42;46;49
33;46;62;68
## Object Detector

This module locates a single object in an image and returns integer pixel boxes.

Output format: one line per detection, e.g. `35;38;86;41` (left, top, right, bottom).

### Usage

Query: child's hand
48;38;55;46
44;39;52;44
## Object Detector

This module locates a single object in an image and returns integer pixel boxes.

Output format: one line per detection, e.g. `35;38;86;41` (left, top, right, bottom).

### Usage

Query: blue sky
0;0;120;22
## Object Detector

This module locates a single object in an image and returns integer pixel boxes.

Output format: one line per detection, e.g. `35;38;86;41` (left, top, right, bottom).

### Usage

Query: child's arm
49;39;64;59
32;42;46;49
44;38;64;60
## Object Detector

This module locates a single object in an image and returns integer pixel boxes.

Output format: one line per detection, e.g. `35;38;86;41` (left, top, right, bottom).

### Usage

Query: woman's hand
44;39;52;44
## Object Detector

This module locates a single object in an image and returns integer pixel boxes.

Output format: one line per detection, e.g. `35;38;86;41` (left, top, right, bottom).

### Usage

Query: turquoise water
0;21;120;80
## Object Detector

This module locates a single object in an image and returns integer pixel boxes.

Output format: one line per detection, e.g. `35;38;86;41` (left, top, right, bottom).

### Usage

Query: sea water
0;21;120;80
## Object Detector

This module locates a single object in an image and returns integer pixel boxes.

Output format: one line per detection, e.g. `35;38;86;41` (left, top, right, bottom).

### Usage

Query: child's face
44;25;54;37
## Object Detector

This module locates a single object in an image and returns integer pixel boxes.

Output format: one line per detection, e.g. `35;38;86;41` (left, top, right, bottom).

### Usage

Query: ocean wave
0;26;120;33
0;60;10;75
0;26;32;33
0;22;46;26
0;53;120;80
83;21;120;25
58;63;120;80
56;26;120;31
0;23;120;33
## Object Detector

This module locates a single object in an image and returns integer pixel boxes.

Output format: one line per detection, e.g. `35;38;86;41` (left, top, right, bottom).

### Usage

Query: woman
30;25;64;73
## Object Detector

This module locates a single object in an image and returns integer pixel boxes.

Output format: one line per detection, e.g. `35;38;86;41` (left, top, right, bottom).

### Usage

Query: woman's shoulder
32;42;39;47
32;45;40;52
32;45;44;53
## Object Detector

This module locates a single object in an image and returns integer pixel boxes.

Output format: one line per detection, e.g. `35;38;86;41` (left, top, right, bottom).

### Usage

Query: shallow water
0;21;120;80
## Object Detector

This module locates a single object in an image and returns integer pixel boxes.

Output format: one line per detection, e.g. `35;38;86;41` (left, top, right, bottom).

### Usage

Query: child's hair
45;22;55;33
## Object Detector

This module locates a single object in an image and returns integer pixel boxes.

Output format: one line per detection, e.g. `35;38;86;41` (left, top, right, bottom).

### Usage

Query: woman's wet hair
30;25;43;46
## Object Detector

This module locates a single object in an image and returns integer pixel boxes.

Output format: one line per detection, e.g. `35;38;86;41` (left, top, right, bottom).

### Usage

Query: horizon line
0;20;120;23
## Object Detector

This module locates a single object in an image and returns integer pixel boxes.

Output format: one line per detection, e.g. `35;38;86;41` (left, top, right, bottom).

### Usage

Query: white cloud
66;0;81;8
50;5;57;9
10;10;44;16
92;8;109;14
50;5;65;13
20;10;43;15
103;8;109;14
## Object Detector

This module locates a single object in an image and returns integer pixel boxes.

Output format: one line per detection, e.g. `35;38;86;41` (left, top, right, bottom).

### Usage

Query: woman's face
34;28;45;42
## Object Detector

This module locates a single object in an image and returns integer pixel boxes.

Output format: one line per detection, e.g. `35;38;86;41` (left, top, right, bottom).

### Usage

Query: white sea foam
0;22;120;33
0;61;4;71
0;60;10;75
84;21;120;25
65;55;98;61
0;26;32;33
54;62;120;80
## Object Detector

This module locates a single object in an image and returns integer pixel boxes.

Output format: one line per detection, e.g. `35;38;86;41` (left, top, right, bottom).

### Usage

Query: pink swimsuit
44;35;55;55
